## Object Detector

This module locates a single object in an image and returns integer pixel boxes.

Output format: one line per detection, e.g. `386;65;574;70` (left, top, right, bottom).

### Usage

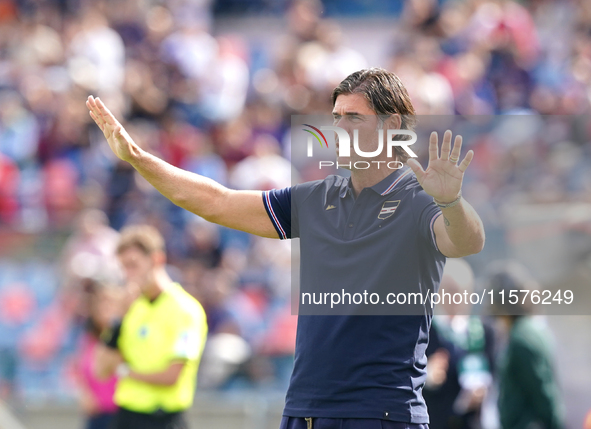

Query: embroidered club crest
138;325;149;338
378;200;400;220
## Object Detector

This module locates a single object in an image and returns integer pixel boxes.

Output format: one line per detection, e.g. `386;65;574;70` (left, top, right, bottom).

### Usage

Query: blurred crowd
0;0;591;409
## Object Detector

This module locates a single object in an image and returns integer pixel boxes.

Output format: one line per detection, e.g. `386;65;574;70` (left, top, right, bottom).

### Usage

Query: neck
143;268;171;301
349;161;400;197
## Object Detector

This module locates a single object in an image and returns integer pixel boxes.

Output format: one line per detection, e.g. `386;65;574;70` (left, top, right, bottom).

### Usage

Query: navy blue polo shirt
262;166;446;423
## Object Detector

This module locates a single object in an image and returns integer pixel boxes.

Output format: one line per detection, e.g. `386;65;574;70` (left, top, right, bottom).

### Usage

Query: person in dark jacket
488;261;564;429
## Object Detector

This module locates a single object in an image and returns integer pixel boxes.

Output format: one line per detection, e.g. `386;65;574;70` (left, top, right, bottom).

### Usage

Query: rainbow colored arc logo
303;124;329;148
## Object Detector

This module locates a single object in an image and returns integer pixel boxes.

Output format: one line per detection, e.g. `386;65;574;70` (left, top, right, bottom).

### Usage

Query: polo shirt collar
339;166;414;198
339;175;353;198
372;166;414;196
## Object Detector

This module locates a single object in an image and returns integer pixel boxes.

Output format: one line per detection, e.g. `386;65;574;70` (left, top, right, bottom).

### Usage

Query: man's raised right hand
87;95;136;162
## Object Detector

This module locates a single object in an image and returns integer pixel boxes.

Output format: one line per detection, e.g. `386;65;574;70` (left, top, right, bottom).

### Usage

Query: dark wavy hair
331;68;417;163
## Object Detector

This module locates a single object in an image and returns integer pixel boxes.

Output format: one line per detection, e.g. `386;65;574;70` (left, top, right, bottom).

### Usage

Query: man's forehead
119;246;149;261
332;93;374;115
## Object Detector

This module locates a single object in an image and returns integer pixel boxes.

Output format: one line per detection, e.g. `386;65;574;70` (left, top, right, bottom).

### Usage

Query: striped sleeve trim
262;191;288;240
429;211;443;252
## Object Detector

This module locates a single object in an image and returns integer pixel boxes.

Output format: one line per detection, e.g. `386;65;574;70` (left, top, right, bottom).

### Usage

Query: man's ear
385;113;402;130
152;250;167;267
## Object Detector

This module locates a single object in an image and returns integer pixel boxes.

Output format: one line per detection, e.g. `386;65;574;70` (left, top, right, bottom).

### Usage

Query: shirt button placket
345;196;361;239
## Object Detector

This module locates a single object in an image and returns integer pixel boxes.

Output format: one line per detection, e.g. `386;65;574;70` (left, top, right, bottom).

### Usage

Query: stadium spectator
76;280;123;429
424;259;496;429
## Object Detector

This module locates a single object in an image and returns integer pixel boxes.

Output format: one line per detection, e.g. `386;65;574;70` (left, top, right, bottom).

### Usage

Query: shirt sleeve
170;313;205;361
412;187;443;253
262;187;292;240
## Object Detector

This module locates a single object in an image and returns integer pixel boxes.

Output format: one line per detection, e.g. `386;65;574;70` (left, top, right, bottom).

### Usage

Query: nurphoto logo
303;125;418;170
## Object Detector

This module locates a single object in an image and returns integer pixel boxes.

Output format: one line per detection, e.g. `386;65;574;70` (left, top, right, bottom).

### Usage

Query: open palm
86;96;135;162
407;130;473;203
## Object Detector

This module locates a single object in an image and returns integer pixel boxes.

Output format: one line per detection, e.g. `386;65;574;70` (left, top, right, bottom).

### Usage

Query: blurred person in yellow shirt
94;225;208;429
